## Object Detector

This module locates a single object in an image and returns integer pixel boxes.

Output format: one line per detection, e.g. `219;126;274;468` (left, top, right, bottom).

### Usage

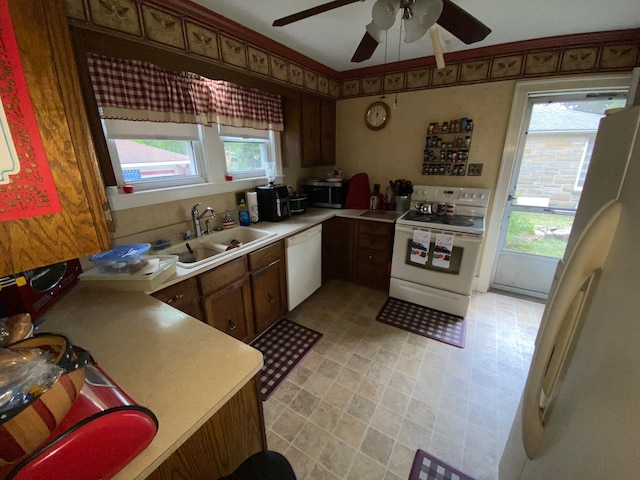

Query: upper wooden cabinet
0;0;110;277
283;93;336;168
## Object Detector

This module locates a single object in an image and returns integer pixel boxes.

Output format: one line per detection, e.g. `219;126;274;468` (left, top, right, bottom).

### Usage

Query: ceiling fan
273;0;491;66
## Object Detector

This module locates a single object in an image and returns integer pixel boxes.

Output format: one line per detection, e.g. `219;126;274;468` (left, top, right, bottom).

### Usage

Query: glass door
491;93;626;298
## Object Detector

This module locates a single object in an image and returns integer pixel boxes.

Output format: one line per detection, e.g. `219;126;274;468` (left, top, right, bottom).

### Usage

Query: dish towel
433;233;454;268
411;230;430;265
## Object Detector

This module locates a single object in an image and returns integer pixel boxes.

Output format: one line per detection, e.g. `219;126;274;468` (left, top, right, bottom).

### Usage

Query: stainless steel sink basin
161;227;277;269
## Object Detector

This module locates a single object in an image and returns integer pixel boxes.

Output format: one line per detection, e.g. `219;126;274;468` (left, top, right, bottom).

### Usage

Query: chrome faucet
191;203;216;237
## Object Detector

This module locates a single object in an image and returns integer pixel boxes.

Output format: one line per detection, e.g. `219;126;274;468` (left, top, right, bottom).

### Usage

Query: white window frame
102;119;283;211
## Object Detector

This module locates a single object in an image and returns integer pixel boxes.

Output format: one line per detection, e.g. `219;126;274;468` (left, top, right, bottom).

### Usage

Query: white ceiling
190;0;640;72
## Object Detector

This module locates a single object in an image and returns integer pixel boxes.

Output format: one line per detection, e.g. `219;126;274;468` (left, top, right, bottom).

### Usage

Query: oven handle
395;224;484;242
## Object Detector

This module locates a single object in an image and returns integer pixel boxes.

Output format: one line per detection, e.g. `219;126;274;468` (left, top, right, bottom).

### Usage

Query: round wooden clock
364;101;390;130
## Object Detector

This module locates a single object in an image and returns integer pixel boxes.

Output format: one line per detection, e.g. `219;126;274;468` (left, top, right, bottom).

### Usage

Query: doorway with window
490;92;626;298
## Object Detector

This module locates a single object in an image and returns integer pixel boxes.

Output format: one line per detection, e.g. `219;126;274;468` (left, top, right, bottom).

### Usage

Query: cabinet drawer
357;233;389;252
152;278;203;321
356;248;388;265
357;220;392;237
248;241;284;271
199;257;247;296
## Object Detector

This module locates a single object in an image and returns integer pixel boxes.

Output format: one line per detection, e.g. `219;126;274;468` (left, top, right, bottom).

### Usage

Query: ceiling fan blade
429;26;445;69
273;0;363;27
351;31;379;62
437;0;491;44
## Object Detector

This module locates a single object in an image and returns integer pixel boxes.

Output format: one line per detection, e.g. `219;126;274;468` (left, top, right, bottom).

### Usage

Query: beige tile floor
263;279;544;480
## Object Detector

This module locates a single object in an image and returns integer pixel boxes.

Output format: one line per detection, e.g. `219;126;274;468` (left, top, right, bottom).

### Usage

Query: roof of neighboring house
116;140;190;165
529;105;603;132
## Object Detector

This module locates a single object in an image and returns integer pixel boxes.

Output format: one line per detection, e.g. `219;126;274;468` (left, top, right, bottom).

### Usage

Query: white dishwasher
285;224;322;311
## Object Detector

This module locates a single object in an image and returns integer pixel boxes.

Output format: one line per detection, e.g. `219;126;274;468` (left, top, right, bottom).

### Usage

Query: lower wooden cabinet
146;379;266;480
151;277;203;321
322;218;394;291
249;241;286;334
353;220;394;290
322;216;354;282
202;277;253;342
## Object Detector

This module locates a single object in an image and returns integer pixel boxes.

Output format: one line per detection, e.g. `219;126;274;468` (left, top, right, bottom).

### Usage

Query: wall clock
364;101;390;130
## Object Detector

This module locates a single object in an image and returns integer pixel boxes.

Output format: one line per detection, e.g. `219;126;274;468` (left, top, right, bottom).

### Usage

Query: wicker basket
0;334;86;466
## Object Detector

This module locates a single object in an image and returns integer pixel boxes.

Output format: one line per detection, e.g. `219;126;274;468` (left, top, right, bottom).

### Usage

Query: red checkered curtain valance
87;53;284;131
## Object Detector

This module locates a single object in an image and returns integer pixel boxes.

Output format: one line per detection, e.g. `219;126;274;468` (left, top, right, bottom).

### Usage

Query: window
103;120;206;191
218;125;276;180
102;119;282;209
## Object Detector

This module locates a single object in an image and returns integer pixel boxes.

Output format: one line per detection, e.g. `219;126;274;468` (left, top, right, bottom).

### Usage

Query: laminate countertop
38;207;405;478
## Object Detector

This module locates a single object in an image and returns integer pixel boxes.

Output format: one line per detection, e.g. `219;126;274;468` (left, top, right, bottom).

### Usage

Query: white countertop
137;207;405;292
38;206;404;478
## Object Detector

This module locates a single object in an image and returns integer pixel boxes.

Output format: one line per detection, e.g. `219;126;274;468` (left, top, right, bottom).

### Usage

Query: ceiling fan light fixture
365;21;385;43
371;0;400;30
403;0;443;43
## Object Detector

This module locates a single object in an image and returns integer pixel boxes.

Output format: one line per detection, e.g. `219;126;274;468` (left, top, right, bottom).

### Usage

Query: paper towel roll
247;191;259;223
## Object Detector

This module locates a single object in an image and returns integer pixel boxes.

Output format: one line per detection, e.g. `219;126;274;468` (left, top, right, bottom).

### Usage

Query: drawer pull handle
227;318;237;330
368;255;373;260
168;293;184;303
267;292;275;303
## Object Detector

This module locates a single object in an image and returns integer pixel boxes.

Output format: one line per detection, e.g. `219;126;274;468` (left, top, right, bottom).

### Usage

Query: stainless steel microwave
301;180;349;208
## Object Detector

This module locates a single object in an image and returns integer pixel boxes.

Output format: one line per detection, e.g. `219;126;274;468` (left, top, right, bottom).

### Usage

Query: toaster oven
0;259;81;324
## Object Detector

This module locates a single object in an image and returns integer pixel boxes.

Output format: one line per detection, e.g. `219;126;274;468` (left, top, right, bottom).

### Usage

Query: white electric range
390;186;490;317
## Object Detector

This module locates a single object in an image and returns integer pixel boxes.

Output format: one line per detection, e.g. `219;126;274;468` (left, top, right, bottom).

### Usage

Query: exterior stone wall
516;132;594;209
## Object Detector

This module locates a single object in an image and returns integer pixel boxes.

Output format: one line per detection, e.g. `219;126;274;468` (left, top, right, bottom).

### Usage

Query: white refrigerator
500;105;640;479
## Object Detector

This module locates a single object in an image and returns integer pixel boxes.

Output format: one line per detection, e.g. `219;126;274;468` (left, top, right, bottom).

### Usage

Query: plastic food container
89;244;151;274
79;255;178;292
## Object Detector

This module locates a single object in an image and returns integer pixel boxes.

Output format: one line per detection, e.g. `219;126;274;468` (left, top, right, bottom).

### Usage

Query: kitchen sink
160;227;277;269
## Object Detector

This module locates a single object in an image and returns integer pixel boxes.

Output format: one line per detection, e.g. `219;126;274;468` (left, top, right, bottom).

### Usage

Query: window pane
223;140;265;173
113;139;198;181
504;211;574;258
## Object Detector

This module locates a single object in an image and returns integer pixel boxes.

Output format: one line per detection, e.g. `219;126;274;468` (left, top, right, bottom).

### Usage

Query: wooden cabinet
283;93;336;168
147;379;266;480
200;257;254;342
322;217;394;291
354;220;394;290
322;216;354;282
249;241;286;334
0;0;110;277
151;278;203;321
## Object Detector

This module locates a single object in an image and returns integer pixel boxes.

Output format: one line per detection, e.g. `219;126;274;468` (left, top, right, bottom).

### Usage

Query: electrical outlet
235;192;246;205
467;163;484;176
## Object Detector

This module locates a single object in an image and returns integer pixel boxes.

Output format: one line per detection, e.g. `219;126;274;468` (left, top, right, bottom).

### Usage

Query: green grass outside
504;211;575;258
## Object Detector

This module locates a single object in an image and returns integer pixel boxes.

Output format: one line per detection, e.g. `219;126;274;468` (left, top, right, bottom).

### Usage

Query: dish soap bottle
239;200;250;226
222;210;235;229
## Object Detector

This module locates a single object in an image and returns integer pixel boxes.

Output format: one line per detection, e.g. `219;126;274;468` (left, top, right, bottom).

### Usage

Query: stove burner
403;211;476;227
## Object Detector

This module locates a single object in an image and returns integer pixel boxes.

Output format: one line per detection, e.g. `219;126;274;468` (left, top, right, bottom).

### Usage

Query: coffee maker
256;184;290;222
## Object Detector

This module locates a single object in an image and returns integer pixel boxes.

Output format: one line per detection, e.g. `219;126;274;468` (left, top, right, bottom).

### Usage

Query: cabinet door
301;94;321;166
151;278;203;321
251;260;286;334
147;379;266;480
203;277;253;341
320;98;336;165
0;0;110;277
322;217;354;282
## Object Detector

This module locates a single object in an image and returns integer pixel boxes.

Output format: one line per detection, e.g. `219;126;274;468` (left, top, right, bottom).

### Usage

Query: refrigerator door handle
521;200;622;459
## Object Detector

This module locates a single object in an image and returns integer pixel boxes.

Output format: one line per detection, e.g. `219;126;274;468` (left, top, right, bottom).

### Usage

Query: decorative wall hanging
0;0;61;222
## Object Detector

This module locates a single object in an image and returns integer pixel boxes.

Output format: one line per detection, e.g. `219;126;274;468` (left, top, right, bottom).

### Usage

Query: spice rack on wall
422;118;482;176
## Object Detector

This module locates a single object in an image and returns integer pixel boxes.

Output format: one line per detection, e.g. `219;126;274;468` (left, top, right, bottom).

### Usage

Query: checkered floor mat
408;449;476;480
250;319;323;400
376;297;466;348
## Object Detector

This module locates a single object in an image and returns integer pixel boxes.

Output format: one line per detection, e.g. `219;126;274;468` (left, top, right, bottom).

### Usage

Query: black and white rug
376;297;467;348
408;449;476;480
250;319;323;400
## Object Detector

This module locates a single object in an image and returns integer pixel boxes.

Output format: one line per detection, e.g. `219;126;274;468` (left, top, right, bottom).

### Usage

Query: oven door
390;224;483;296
